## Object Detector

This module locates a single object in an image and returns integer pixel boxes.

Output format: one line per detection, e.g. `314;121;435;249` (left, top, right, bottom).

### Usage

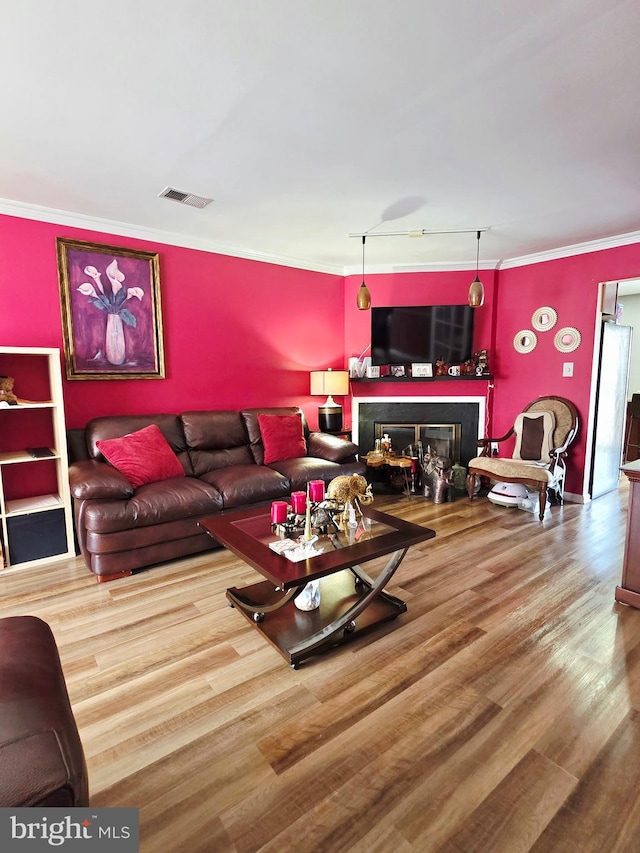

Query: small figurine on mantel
474;349;490;376
435;360;447;376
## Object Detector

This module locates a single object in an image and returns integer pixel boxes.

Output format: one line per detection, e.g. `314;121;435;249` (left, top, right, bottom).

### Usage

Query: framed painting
57;238;165;380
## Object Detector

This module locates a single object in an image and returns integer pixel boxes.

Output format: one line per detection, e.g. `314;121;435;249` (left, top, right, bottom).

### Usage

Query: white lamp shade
310;369;350;397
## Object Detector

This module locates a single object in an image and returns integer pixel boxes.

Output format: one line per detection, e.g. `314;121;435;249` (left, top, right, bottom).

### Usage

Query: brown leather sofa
69;406;365;582
0;616;88;807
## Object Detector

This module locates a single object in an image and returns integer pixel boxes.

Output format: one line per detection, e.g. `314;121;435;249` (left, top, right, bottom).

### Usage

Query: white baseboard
563;491;588;504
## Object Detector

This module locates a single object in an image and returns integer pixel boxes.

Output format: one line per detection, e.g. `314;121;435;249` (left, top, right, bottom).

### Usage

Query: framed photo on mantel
57;237;165;380
411;363;433;378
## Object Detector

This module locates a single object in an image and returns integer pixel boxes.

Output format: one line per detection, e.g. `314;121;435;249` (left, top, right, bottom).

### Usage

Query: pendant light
468;230;484;308
357;235;371;310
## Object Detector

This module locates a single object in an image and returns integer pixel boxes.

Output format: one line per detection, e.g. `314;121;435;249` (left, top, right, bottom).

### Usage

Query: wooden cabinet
615;460;640;607
624;398;640;463
0;347;75;569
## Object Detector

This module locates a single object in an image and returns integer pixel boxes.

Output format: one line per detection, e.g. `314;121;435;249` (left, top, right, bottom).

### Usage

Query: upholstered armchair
467;396;579;521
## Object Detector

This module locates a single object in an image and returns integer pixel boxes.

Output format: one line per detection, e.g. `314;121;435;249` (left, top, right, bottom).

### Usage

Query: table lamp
310;368;350;432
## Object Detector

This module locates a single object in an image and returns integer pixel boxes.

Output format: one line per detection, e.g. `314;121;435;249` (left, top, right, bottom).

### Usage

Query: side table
363;452;414;496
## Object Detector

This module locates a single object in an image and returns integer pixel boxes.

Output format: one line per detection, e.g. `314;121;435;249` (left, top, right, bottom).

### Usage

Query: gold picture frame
57;238;165;380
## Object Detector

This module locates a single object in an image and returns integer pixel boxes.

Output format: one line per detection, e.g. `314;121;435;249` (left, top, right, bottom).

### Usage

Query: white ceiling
2;0;640;274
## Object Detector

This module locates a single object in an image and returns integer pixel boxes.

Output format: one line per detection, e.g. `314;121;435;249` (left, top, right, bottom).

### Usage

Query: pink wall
0;214;345;429
495;245;640;496
4;207;640;498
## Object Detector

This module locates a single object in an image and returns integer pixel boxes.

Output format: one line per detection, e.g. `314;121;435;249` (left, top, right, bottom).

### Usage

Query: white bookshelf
0;347;75;569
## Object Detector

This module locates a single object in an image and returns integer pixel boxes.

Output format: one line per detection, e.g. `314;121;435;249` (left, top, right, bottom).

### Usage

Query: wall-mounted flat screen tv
371;305;475;366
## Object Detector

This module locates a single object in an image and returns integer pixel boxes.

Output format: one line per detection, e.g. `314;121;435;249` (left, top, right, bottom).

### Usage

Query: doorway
588;278;638;499
589;321;632;498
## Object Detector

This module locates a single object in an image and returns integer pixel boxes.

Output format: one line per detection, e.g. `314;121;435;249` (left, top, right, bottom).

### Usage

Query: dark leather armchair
0;616;88;807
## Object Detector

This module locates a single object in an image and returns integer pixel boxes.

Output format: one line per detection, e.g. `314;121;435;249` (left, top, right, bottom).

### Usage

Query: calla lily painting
57;238;165;379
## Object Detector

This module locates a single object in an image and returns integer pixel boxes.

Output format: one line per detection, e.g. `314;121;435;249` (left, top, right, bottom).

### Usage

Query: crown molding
345;229;640;275
1;197;639;277
497;229;640;269
0;198;344;276
345;231;640;274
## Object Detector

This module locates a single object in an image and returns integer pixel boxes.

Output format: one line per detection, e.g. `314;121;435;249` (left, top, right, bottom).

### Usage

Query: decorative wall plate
532;306;558;332
513;329;538;353
554;326;582;353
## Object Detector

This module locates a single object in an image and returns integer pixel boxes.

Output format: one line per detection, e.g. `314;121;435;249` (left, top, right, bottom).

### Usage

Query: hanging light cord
476;230;481;277
362;235;366;281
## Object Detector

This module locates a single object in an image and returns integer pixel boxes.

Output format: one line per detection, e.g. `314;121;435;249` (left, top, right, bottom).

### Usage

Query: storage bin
7;508;68;564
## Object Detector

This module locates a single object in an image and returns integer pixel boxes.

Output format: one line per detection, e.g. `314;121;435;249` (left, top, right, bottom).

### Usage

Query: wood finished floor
1;486;638;852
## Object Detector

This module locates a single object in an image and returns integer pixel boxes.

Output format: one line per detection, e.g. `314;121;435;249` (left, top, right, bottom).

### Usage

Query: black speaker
7;509;68;565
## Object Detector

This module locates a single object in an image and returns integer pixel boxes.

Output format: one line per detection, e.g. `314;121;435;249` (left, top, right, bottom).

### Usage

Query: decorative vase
294;580;321;611
105;313;126;365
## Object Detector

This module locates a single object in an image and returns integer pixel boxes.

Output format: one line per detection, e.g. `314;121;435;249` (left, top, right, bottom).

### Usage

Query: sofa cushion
181;410;254;475
199;464;289;509
258;412;307;464
96;424;185;489
81;477;223;533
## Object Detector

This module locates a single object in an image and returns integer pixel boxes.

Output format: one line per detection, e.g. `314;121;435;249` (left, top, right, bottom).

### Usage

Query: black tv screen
371;305;475;366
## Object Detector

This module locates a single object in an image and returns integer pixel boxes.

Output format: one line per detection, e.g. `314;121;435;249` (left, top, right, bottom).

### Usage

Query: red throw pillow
258;413;307;464
96;424;184;488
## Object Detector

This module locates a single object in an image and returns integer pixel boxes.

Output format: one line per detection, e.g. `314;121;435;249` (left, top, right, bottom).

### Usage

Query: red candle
309;480;325;502
270;501;288;524
291;491;306;514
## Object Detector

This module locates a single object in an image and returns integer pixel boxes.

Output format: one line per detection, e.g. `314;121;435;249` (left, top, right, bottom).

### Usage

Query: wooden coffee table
200;505;435;668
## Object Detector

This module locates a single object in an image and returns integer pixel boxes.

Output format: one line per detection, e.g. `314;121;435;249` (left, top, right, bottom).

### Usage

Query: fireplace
374;422;461;462
353;397;484;467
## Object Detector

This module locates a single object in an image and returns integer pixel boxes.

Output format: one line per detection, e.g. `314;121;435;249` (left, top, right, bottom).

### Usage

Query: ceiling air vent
158;187;213;209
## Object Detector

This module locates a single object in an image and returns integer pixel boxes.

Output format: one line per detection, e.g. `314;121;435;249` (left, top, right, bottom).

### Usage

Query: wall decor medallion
554;326;582;353
513;329;538;354
531;306;558;332
57;238;165;380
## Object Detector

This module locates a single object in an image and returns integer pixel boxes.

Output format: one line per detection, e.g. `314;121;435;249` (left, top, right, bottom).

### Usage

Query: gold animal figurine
326;474;374;529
